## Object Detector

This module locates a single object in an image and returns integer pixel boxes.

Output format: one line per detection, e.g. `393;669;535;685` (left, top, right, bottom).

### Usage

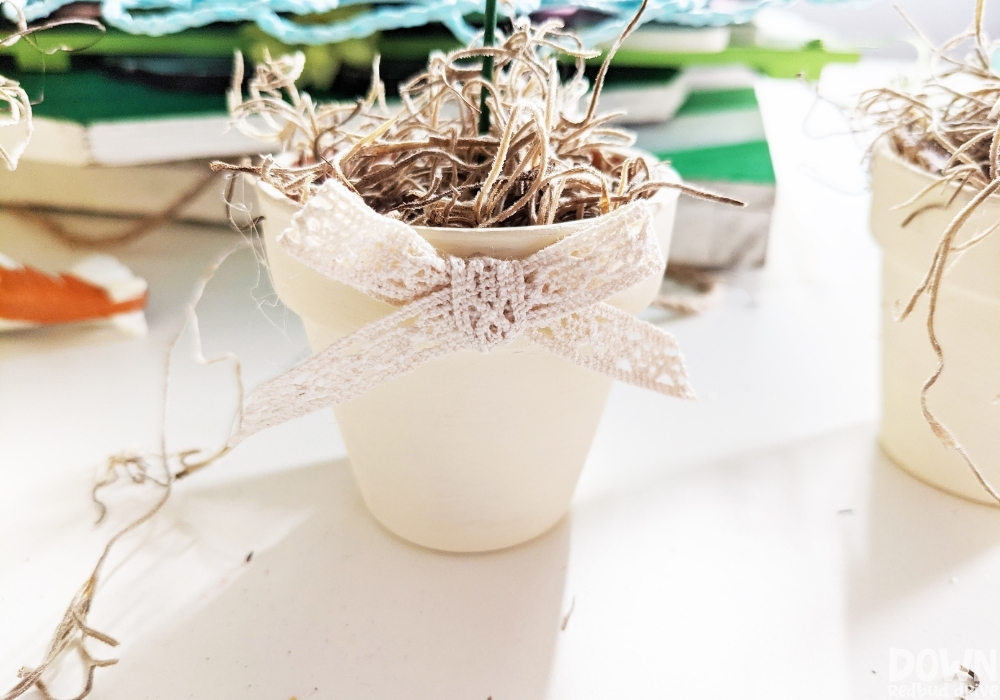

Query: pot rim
876;137;1000;202
255;159;682;235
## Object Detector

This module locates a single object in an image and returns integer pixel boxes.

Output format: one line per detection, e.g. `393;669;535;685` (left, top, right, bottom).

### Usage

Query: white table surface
3;65;999;700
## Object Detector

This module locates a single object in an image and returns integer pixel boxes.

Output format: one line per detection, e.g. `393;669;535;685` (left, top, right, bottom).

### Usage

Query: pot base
318;327;614;553
878;437;1000;508
357;480;572;552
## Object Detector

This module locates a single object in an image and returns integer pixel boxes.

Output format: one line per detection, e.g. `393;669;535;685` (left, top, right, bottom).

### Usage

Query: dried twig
3;452;172;700
2;241;247;700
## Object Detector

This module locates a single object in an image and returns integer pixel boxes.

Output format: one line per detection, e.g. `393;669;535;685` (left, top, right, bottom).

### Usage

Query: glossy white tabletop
3;65;999;700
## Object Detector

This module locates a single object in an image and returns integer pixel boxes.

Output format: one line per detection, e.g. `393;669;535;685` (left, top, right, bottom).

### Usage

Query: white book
20;114;271;167
594;74;689;125
630;106;767;153
618;25;731;54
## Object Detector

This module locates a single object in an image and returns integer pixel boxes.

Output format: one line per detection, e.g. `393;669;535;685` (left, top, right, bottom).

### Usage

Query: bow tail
230;292;460;446
526;303;695;400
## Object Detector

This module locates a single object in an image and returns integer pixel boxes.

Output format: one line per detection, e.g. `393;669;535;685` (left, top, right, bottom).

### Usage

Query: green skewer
478;0;497;135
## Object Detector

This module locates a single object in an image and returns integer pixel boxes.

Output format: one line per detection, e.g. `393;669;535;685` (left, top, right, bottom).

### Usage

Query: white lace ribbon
231;179;693;445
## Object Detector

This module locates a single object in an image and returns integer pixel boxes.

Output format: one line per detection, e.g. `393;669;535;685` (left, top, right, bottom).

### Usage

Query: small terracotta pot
258;174;681;550
871;144;1000;505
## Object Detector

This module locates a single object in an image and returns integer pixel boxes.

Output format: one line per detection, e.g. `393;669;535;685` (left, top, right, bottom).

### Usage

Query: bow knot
229;179;694;446
448;256;527;351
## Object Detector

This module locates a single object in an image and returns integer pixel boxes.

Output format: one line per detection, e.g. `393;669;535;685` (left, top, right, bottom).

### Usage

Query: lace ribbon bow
231;179;693;445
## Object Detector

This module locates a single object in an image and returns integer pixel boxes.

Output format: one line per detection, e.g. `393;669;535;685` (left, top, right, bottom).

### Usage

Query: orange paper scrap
0;253;148;334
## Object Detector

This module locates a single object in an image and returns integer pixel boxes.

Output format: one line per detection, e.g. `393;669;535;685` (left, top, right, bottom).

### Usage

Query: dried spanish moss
857;0;1000;504
218;1;739;228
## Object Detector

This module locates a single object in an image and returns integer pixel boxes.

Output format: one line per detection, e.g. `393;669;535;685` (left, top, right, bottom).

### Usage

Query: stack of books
0;61;268;232
0;24;290;232
0;4;856;257
633;65;776;269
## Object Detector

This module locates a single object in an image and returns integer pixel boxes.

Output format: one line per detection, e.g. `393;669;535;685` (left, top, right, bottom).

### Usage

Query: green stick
478;0;497;135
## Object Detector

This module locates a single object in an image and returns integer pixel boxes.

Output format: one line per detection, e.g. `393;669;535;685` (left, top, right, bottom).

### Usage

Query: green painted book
4;67;268;166
633;72;776;269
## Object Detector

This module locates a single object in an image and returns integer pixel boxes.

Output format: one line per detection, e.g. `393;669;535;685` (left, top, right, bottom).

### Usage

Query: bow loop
279;179;450;304
522;202;663;320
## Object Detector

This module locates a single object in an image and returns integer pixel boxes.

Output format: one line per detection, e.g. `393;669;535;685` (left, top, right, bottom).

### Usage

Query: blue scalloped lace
5;0;842;46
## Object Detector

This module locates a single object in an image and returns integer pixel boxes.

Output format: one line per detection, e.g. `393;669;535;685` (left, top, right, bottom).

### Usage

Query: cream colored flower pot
257;176;680;551
871;145;1000;505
